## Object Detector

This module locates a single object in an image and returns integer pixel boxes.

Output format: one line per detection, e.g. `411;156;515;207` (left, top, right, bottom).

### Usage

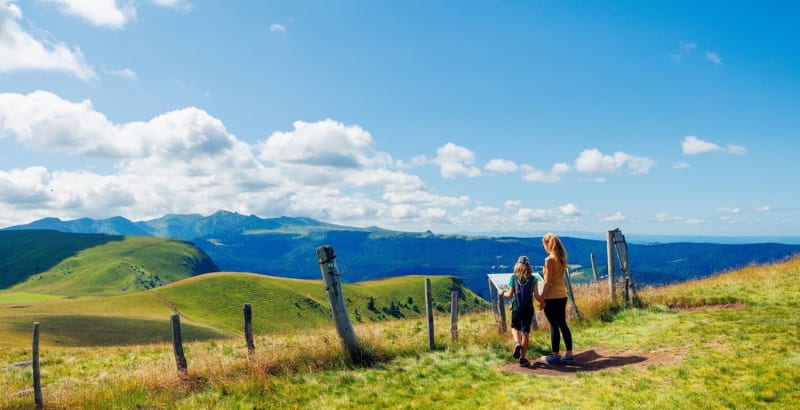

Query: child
500;255;541;367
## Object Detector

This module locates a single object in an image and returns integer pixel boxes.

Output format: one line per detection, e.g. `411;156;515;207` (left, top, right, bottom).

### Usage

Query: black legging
543;297;572;353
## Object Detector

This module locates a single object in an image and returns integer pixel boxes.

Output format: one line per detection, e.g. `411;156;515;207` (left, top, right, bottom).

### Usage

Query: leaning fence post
316;245;361;362
607;229;616;302
497;294;507;334
564;267;582;320
243;303;255;362
425;278;435;350
450;290;459;342
171;314;188;379
590;252;599;281
32;322;43;410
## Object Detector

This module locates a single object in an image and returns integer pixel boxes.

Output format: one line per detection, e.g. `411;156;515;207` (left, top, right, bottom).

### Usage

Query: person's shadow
525;349;647;373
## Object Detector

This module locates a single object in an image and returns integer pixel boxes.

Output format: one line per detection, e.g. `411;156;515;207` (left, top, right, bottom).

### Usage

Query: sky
1;0;799;238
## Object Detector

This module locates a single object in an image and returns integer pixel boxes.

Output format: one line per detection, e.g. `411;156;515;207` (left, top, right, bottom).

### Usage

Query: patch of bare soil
499;347;685;376
667;302;747;311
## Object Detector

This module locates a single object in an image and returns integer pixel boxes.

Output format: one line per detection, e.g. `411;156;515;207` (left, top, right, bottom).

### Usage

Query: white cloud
484;158;518;173
0;1;96;80
515;203;581;223
755;206;771;212
504;200;520;208
150;0;193;12
672;161;691;169
42;0;137;29
521;162;570;183
270;23;286;33
716;207;741;214
705;51;723;65
431;142;481;179
574;149;655;175
109;67;138;80
0;91;487;230
655;212;705;225
602;211;627;222
681;136;747;155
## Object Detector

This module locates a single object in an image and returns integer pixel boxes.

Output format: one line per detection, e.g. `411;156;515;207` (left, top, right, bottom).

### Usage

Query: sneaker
512;343;522;359
562;354;575;365
544;354;562;365
519;357;530;367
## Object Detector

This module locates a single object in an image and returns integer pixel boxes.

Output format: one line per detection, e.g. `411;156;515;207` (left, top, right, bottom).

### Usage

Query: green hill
0;230;219;296
0;273;486;347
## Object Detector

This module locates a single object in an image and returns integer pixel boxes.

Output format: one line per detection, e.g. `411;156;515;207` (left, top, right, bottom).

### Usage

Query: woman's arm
542;256;556;299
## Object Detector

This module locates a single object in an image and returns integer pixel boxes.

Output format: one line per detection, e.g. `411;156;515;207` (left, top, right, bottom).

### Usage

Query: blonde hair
542;232;568;267
514;260;532;282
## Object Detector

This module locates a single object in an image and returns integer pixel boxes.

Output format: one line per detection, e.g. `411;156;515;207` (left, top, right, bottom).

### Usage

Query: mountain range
5;210;800;297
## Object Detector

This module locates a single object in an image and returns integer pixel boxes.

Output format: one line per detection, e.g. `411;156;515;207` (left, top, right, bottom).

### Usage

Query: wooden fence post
487;277;498;319
171;314;188;379
590;252;599;281
607;229;616;302
450;290;459;342
564;267;582;320
497;294;507;334
32;322;43;410
316;245;361;362
243;303;255;362
424;278;435;350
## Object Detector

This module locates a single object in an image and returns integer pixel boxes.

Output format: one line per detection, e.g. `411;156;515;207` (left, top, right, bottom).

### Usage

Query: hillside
2;256;799;408
0;273;485;347
6;212;800;297
0;230;219;296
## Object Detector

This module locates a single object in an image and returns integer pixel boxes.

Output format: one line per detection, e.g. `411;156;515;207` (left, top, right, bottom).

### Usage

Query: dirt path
499;347;684;376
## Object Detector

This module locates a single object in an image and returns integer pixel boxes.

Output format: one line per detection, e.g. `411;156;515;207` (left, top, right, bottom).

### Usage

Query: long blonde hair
514;257;532;282
542;232;568;267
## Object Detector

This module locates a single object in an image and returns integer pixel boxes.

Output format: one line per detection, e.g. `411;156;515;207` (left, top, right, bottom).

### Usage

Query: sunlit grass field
3;257;800;409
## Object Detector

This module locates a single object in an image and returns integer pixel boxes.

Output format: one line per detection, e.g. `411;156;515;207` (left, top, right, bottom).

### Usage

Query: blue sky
1;0;799;238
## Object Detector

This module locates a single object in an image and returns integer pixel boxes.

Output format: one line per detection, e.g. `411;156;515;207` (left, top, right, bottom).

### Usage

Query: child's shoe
544;354;562;365
512;342;522;359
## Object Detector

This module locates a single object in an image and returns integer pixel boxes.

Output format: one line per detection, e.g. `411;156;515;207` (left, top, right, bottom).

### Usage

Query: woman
540;232;574;365
500;255;541;367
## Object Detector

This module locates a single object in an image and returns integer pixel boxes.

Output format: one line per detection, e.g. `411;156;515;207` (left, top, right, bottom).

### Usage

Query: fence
4;245;463;407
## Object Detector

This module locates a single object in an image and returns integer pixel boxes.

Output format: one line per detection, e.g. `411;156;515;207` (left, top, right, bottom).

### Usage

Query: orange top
543;256;568;299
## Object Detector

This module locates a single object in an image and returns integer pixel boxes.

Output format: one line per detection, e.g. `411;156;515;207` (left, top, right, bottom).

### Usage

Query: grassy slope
0;230;123;288
2;257;797;409
0;273;487;348
5;234;216;296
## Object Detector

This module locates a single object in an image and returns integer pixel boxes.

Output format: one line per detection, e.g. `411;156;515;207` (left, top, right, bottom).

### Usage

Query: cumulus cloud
270;23;286;33
421;142;481;179
0;91;480;229
716;207;741;214
672;161;691;169
484;158;518;173
0;1;96;80
681;136;746;155
42;0;191;28
574;149;655;175
515;203;581;223
521;162;570;183
42;0;137;29
755;206;770;212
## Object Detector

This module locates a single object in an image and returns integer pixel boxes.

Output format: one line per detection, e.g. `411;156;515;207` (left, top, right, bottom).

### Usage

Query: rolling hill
0;230;219;296
6;211;800;297
0;272;486;347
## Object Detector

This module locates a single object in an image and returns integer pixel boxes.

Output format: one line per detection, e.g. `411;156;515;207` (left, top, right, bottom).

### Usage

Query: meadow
3;257;800;409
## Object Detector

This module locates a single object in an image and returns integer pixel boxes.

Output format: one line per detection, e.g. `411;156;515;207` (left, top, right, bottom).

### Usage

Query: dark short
511;306;534;333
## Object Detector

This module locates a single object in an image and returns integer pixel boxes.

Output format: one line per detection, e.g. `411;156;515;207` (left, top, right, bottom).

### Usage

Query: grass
4;234;216;297
3;257;800;409
0;273;486;349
